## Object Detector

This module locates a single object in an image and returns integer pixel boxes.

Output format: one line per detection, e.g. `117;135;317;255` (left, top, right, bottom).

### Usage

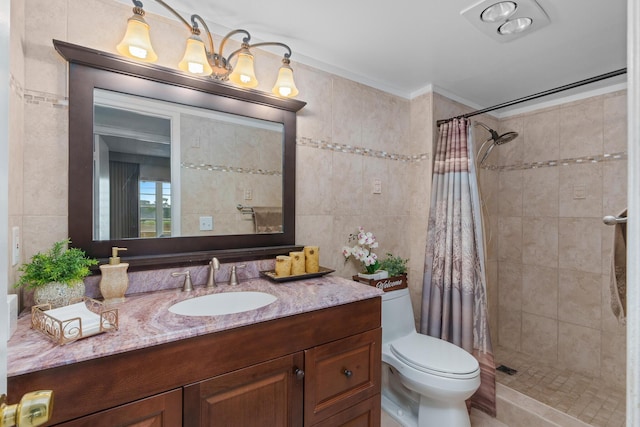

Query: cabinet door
54;388;182;427
304;328;381;426
184;352;304;427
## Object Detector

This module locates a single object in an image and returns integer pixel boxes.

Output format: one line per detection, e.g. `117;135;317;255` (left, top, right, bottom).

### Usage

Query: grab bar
603;215;627;225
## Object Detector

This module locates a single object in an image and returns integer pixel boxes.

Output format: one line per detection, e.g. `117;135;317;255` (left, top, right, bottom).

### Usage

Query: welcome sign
353;274;408;292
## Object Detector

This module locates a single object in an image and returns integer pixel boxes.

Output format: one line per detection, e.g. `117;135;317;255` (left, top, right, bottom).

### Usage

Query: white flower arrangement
342;227;381;274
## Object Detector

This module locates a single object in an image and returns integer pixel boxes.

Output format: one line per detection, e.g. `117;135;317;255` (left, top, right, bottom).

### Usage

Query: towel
252;207;283;234
609;208;627;323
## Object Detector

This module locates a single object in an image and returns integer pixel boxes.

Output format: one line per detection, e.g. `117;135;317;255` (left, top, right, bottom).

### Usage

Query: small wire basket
31;297;119;345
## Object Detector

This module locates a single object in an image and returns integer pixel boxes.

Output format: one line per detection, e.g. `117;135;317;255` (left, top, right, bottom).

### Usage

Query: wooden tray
260;266;335;282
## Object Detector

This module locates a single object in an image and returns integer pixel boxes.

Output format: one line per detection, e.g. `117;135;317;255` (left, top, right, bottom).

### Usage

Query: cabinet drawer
304;328;381;426
312;395;381;427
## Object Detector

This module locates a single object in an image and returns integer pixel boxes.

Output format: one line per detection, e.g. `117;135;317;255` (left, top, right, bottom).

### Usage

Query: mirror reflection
93;89;284;241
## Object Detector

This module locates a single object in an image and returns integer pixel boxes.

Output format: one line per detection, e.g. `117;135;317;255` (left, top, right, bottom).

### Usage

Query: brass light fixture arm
219;29;252;61
191;14;215;53
227;41;292;65
249;42;292;59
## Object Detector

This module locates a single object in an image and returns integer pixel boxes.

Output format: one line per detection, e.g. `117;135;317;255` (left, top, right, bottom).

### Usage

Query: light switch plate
372;179;382;194
573;184;587;199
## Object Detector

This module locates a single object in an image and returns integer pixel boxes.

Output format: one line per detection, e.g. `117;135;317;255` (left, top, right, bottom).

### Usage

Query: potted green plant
15;238;98;308
379;253;409;277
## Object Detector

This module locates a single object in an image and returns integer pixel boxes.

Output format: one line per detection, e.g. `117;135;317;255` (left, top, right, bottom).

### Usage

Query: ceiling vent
461;0;550;42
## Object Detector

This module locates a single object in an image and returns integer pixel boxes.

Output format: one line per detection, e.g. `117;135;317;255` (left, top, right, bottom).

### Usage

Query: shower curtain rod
436;68;627;126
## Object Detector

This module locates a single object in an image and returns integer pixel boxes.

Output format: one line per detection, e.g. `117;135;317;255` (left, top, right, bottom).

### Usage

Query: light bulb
116;13;158;63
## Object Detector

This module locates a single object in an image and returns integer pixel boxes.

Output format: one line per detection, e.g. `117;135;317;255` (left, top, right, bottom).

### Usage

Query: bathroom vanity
7;276;382;426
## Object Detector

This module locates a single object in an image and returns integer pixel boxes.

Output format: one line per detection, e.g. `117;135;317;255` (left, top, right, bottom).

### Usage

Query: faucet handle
171;271;193;292
207;258;220;288
228;264;246;286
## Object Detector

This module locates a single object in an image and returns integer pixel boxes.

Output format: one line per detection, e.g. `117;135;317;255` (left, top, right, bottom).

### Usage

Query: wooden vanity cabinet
8;297;381;426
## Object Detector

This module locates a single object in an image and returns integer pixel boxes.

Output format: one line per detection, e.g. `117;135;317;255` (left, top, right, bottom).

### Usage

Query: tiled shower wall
485;91;628;390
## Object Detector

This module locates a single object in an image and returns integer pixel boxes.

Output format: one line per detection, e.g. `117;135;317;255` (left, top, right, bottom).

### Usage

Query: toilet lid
390;334;480;379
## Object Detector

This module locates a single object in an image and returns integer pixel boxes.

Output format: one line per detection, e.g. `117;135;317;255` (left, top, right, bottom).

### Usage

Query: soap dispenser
99;247;129;303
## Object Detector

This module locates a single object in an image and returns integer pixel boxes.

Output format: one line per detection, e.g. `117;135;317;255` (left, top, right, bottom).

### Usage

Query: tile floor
494;346;626;427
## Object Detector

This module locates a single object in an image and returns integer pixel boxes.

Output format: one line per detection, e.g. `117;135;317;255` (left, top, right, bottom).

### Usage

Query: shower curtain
421;118;496;416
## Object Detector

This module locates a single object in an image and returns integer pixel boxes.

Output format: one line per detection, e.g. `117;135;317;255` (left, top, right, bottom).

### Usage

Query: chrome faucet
228;264;246;286
207;257;220;288
171;271;193;292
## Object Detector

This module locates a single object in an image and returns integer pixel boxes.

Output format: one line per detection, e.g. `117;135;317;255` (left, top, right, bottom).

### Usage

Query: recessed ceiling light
481;1;517;23
498;17;533;34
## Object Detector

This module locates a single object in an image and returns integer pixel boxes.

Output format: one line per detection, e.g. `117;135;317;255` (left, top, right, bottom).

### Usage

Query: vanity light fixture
117;0;299;98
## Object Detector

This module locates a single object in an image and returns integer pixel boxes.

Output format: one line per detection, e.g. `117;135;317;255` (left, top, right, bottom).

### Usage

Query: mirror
55;40;305;265
93;89;284;240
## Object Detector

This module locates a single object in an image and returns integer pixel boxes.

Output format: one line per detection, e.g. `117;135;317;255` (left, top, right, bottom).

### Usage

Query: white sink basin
169;292;277;316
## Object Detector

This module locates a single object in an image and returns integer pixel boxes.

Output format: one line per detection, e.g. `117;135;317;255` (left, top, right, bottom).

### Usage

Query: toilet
381;287;480;427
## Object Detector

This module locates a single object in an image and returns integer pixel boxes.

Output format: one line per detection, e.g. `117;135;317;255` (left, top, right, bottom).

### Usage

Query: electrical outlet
244;189;253;200
199;216;213;231
11;226;20;266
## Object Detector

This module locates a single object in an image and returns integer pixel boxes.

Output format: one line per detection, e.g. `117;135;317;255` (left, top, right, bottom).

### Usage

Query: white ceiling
127;0;627;110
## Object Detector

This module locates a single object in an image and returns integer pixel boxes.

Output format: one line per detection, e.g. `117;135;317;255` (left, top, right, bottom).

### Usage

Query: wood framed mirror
54;40;306;267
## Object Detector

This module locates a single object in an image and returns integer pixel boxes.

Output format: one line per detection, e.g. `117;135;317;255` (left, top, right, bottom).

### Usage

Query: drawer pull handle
343;369;353;378
295;368;305;380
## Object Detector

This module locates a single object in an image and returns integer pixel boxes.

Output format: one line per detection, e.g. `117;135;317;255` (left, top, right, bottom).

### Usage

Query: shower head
475;122;519;165
475;122;518;145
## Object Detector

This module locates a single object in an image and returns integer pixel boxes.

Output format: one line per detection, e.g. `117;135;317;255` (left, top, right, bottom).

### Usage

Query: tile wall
9;0;432;320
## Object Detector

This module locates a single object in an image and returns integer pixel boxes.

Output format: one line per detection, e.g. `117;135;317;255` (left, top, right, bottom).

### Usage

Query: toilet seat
390;333;480;380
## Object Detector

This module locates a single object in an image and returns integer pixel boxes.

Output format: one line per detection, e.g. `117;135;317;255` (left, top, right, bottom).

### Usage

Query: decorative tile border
482;151;628;171
181;162;282;176
297;136;430;163
23;88;68;108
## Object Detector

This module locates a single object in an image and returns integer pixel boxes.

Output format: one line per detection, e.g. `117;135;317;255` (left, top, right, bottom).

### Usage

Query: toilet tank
381;288;417;343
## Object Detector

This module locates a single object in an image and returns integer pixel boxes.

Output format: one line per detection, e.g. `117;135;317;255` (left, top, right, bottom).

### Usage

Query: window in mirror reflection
93;89;285;241
140;181;172;238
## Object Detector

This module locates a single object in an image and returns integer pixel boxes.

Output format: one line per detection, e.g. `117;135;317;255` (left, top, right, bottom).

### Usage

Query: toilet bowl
381;288;480;427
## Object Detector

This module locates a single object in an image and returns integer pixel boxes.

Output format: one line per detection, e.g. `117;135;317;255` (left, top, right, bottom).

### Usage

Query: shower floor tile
494;346;625;427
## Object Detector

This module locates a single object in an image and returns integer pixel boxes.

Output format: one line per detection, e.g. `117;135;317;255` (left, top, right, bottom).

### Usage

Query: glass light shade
498;17;533;34
178;36;213;76
229;51;258;88
272;64;299;98
116;15;158;62
480;1;517;22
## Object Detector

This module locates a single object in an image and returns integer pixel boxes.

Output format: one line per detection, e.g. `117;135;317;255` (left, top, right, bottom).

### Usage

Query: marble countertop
8;275;382;377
